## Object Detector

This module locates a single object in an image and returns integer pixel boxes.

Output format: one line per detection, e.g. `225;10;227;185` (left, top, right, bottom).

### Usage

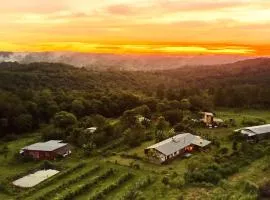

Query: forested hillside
159;58;270;108
0;59;270;138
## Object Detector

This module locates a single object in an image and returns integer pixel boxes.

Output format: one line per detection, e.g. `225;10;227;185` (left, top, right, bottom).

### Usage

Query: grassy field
0;109;269;200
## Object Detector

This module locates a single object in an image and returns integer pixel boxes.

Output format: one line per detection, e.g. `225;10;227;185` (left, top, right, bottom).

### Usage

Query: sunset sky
0;0;270;55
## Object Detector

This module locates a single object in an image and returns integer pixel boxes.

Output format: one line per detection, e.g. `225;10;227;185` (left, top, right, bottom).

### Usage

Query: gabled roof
146;133;211;156
236;124;270;136
22;140;68;152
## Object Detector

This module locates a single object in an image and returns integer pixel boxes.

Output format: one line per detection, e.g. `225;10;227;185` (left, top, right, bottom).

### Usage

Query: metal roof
237;124;270;136
86;127;97;133
146;133;211;156
22;140;68;152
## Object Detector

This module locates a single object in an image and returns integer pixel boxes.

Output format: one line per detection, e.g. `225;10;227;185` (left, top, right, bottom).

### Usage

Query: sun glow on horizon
0;0;270;55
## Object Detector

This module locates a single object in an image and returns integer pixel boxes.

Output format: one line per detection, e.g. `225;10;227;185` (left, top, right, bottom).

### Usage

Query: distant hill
0;58;270;109
1;58;270;91
0;51;260;71
159;58;270;87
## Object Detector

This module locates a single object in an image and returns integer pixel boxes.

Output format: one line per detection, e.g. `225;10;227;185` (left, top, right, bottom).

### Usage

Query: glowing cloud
0;0;269;55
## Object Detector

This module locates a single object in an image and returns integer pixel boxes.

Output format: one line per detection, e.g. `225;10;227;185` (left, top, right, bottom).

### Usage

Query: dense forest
0;58;270;141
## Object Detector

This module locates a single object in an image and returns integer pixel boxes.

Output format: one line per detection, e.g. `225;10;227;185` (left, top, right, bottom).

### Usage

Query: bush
219;147;229;155
259;181;270;198
162;176;169;185
0;182;9;194
169;178;185;189
242;180;259;194
242;117;266;126
42;160;56;170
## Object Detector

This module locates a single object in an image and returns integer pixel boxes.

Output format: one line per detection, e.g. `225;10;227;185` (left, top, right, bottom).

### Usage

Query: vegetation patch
89;172;133;200
33;165;101;200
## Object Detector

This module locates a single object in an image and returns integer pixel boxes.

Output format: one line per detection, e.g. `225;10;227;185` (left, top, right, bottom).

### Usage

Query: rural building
235;124;270;141
137;116;150;123
86;127;97;133
20;140;71;160
144;133;211;163
200;112;214;126
200;112;224;127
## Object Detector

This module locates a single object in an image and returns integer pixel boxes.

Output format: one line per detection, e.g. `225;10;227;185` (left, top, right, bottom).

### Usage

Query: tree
121;110;137;128
133;105;151;118
53;111;77;129
71;99;85;117
164;110;183;126
156;102;168;113
169;100;181;110
232;141;238;151
36;89;59;122
14;114;33;133
124;122;145;147
180;99;191;110
156;84;165;99
83;142;96;156
1;146;9;159
174;123;185;132
143;98;158;112
155;117;169;142
0;118;8;137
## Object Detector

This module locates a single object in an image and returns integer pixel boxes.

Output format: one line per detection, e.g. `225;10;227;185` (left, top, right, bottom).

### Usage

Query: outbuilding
235;124;270;141
20;140;71;160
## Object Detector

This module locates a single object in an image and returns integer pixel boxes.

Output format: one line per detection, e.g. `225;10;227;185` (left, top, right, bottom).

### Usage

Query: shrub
259;180;270;198
42;160;56;170
232;141;238;151
219;147;229;155
185;142;268;185
169;178;185;189
162;176;169;185
242;180;259;194
0;183;9;194
242;117;266;126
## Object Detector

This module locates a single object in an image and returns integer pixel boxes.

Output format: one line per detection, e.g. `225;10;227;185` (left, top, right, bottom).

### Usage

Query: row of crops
14;161;155;200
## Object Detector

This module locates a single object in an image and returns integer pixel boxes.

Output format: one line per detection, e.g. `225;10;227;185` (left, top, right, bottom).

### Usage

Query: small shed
86;127;97;133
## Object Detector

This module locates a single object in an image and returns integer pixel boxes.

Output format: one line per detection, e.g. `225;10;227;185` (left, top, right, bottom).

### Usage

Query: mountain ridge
0;51;263;71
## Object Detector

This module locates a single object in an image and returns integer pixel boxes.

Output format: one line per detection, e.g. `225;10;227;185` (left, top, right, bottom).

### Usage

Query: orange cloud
107;4;136;15
0;0;269;55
